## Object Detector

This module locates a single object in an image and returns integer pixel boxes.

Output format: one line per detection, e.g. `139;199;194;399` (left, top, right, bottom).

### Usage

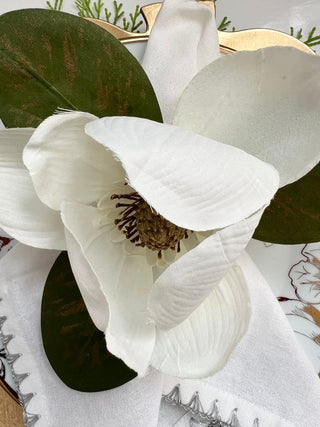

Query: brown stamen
111;191;187;258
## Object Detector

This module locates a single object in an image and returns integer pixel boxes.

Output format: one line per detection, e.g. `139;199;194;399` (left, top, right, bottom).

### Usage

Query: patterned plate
0;233;17;401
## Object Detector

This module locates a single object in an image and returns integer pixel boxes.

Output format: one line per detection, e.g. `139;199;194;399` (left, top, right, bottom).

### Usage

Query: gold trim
220;27;314;54
88;1;315;54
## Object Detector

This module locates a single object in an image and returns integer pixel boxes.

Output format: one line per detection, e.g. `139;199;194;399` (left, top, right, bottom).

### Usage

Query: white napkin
141;3;320;424
0;244;164;427
142;0;220;123
2;246;320;426
161;252;320;426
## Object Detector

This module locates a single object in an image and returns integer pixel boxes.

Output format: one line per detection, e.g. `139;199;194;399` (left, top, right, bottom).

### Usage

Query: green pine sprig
75;0;102;18
74;0;143;33
122;5;143;32
218;16;235;32
290;26;320;47
105;1;124;26
46;0;227;34
46;0;63;10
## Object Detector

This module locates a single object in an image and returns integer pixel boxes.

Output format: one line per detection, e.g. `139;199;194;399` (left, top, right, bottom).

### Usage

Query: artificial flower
173;46;320;187
143;1;320;186
0;0;319;380
0;109;279;378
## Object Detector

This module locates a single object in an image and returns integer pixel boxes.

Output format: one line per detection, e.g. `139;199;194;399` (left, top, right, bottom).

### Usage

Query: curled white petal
174;46;320;187
86;117;279;231
61;201;155;375
151;265;250;378
23;111;124;210
148;209;263;329
0;128;65;249
65;229;109;331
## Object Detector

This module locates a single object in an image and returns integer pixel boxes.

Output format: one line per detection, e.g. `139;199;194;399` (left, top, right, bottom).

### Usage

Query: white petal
164;249;176;264
0;129;65;249
148;209;263;329
86;117;279;231
174;46;320;187
181;231;200;252
146;248;158;266
65;229;109;331
142;0;220;123
61;201;155;375
23;111;124;210
151;265;250;377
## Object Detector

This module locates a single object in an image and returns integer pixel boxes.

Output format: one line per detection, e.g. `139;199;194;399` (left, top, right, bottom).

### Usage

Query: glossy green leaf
41;252;137;391
254;164;320;244
0;9;162;127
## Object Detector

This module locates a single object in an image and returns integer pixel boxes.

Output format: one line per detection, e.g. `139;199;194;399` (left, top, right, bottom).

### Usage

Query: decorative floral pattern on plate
280;243;320;376
0;233;14;259
247;240;320;375
289;243;320;304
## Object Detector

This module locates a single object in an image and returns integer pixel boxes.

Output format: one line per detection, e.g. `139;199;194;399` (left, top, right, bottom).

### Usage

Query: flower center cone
112;191;187;258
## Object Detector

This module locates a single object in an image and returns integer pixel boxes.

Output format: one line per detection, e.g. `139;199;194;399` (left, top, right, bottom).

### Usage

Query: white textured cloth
0;245;164;427
142;0;220;123
2;247;320;426
162;252;320;426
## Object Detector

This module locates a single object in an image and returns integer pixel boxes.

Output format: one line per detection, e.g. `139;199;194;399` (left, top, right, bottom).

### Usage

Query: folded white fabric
1;246;320;426
161;252;320;426
0;244;164;427
142;0;220;123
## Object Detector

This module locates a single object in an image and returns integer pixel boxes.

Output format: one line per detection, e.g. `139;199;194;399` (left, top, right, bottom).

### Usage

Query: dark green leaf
41;252;137;391
254;164;320;244
0;9;162;127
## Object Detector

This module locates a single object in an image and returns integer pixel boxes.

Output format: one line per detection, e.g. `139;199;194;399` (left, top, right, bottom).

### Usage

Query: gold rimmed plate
88;1;314;54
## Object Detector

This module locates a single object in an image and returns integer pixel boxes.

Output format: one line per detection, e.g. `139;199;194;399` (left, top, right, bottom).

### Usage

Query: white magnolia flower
0;0;319;379
173;47;320;187
1;48;320;379
0;110;279;377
